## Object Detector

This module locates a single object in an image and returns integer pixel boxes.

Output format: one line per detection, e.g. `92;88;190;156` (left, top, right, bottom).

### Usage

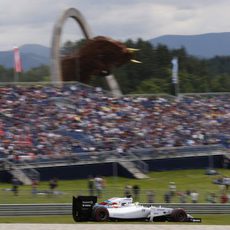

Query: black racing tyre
92;206;109;221
170;208;187;222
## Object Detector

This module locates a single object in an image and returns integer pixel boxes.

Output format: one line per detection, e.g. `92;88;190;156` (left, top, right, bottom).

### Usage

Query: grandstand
0;82;229;184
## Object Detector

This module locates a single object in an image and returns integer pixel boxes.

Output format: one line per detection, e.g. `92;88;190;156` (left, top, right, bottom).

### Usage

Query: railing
0;144;226;171
3;160;40;182
128;152;149;174
115;151;149;174
3;160;32;185
0;203;229;216
0;187;228;205
21;163;40;181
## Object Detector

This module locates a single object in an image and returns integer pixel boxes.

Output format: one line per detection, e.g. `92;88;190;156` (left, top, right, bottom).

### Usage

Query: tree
21;65;50;82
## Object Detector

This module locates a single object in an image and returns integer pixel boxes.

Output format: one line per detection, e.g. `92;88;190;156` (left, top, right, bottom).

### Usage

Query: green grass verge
0;214;229;225
1;169;229;204
0;169;229;225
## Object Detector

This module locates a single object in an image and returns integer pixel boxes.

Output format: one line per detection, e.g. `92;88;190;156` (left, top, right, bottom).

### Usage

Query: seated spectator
0;83;229;163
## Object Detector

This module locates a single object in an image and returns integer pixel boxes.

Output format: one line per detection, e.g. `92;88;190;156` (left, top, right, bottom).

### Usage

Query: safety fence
0;187;228;205
0;203;229;216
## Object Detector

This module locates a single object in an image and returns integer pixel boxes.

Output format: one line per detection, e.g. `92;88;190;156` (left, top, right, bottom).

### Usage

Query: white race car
72;196;201;222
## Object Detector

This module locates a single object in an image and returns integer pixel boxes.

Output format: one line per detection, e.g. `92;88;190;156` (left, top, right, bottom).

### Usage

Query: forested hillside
1;38;230;94
112;39;230;94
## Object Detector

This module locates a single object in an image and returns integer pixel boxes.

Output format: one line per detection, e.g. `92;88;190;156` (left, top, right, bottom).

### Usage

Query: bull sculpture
61;36;140;83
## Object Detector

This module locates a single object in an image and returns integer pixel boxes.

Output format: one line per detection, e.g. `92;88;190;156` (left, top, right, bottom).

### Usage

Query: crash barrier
0;203;229;216
142;203;230;214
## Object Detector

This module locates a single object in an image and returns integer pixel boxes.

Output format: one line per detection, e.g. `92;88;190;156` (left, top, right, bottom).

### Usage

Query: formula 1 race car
72;196;201;222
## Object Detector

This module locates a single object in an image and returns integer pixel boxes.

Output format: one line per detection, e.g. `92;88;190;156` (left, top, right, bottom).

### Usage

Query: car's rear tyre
170;209;187;222
92;206;109;221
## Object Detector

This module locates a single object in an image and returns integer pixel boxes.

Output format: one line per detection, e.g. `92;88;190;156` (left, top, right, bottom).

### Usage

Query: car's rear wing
72;196;97;221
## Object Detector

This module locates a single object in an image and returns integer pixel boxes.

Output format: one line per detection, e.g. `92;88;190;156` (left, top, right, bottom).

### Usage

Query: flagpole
171;57;179;97
14;72;19;83
13;46;22;82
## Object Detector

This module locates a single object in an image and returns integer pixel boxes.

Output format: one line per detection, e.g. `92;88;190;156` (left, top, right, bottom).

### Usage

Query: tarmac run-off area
0;224;229;230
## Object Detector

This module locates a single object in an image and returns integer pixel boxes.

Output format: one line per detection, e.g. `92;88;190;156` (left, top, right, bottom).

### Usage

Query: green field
1;168;229;204
0;169;229;225
0;214;229;225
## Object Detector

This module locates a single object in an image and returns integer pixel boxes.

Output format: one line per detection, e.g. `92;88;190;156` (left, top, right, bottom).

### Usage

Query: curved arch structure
50;8;93;83
50;8;122;96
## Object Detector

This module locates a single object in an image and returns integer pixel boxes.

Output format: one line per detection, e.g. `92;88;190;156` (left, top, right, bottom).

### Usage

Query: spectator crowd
0;83;229;162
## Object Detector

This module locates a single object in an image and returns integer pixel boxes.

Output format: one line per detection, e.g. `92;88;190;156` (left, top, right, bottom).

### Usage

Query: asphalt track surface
1;224;230;230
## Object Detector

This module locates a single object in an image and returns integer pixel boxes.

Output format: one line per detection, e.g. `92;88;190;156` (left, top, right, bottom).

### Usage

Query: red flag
13;46;23;73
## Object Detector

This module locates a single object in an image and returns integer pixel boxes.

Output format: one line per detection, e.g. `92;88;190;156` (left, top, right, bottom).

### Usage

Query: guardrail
143;203;230;214
0;203;229;216
0;204;71;216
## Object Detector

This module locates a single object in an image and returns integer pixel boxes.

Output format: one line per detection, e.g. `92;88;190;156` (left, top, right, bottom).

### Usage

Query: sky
1;0;230;51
